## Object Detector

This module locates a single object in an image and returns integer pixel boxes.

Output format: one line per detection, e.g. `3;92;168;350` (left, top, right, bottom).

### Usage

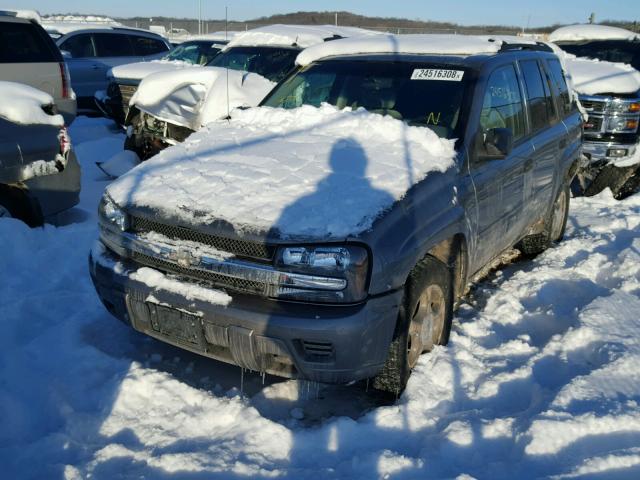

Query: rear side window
93;33;134;57
60;33;96;58
0;22;58;63
546;59;573;117
520;60;555;132
130;35;168;56
480;64;526;141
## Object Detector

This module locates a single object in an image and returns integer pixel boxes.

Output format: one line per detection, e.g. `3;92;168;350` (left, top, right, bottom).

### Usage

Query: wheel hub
407;284;446;368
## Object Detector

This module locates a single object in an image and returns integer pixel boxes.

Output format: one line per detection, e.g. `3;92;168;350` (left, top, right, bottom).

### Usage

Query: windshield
262;60;468;139
557;40;640;70
207;46;300;82
164;41;223;65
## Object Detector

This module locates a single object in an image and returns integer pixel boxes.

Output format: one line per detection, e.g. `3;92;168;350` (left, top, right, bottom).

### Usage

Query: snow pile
226;24;379;49
2;116;640;478
0;81;63;127
131;66;275;129
564;56;640;95
549;24;638;42
109;60;198;82
109;104;455;239
297;33;503;66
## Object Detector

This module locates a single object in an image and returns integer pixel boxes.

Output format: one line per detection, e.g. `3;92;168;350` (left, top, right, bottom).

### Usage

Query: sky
7;0;639;27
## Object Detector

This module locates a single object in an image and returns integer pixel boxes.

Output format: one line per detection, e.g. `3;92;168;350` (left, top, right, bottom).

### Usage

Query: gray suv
90;36;581;393
56;28;170;112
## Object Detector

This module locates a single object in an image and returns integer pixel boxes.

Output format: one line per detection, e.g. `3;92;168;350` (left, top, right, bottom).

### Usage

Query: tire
0;187;43;227
0;203;13;219
584;164;638;199
373;256;454;395
518;184;570;256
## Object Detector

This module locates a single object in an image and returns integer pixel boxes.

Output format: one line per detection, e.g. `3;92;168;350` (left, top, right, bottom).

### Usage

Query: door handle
523;158;534;172
559;138;568;149
91;64;101;70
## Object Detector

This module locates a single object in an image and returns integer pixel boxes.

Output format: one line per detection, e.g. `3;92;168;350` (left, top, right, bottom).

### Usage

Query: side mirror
60;50;72;59
484;128;513;157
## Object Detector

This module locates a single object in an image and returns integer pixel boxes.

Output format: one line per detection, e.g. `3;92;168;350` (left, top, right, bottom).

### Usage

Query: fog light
607;148;628;158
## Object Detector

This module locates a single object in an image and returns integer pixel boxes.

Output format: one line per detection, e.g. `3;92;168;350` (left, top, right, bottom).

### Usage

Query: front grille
130;216;275;261
131;251;266;295
117;83;137;109
584;116;603;133
581;100;606;113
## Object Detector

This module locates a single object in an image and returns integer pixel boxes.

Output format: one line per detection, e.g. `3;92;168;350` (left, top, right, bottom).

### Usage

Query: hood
564;56;640;96
131;67;275;130
108;104;456;242
109;60;196;82
549;24;638;43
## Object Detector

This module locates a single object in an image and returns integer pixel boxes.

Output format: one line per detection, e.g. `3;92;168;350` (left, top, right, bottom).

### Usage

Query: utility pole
198;0;202;35
335;12;338;26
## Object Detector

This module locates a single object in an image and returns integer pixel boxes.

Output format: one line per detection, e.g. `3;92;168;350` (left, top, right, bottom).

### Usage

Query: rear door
92;32;139;71
0;20;62;99
519;59;563;221
58;32;103;99
469;63;534;268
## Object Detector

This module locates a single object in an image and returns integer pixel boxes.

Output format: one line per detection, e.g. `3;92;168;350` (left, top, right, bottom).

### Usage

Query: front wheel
373;256;453;395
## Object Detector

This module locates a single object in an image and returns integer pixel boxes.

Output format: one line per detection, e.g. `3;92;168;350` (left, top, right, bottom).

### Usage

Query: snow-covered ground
1;116;640;479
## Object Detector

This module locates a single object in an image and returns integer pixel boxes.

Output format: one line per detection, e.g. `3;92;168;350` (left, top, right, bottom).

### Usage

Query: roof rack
499;42;553;53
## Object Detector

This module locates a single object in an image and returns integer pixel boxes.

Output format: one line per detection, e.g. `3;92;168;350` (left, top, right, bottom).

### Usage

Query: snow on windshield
226;24;379;49
0;81;63;127
108;104;456;239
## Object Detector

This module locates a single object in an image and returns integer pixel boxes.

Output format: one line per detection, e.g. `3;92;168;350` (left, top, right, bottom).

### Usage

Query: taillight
59;126;71;156
59;62;71;99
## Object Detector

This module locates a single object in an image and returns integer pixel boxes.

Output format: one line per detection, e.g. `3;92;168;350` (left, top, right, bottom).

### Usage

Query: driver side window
480;65;526;141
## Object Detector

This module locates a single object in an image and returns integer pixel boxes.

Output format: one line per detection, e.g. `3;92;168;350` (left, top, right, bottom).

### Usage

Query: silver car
55;27;171;113
0;13;76;124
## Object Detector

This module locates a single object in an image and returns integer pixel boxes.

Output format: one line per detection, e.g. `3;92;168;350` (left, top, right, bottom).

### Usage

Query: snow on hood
2;9;41;22
108;104;455;240
296;34;504;66
226;24;379;49
549;24;638;43
109;60;197;82
131;67;275;130
0;81;63;127
564;56;640;95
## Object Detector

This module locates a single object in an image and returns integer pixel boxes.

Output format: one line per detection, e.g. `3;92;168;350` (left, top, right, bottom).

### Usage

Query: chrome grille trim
130;215;275;261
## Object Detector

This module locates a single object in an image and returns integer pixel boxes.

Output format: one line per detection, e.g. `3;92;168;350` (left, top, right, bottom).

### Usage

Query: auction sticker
411;69;464;81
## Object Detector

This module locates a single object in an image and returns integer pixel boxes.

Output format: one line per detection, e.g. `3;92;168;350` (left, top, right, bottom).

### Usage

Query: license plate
151;304;202;346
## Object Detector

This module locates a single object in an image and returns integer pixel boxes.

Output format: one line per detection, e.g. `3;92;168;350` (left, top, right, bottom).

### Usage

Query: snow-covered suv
90;34;581;393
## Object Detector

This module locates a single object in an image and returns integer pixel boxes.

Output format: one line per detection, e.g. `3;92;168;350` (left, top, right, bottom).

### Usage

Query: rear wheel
373;256;453;395
518;184;570;256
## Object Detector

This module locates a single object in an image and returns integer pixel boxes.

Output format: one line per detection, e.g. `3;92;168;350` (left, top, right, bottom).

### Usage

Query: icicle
261;371;265;385
240;367;245;396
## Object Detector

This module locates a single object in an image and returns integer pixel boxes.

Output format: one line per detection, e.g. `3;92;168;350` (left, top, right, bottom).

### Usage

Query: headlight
98;194;129;232
606;116;639;133
273;245;369;303
609;100;640;114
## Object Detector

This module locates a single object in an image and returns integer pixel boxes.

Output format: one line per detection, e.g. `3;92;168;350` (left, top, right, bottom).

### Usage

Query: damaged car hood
564;56;640;96
130;67;275;130
108;104;456;242
110;60;198;82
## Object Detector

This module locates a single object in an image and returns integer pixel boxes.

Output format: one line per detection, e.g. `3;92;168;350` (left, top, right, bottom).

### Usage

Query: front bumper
582;140;638;165
89;244;401;384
